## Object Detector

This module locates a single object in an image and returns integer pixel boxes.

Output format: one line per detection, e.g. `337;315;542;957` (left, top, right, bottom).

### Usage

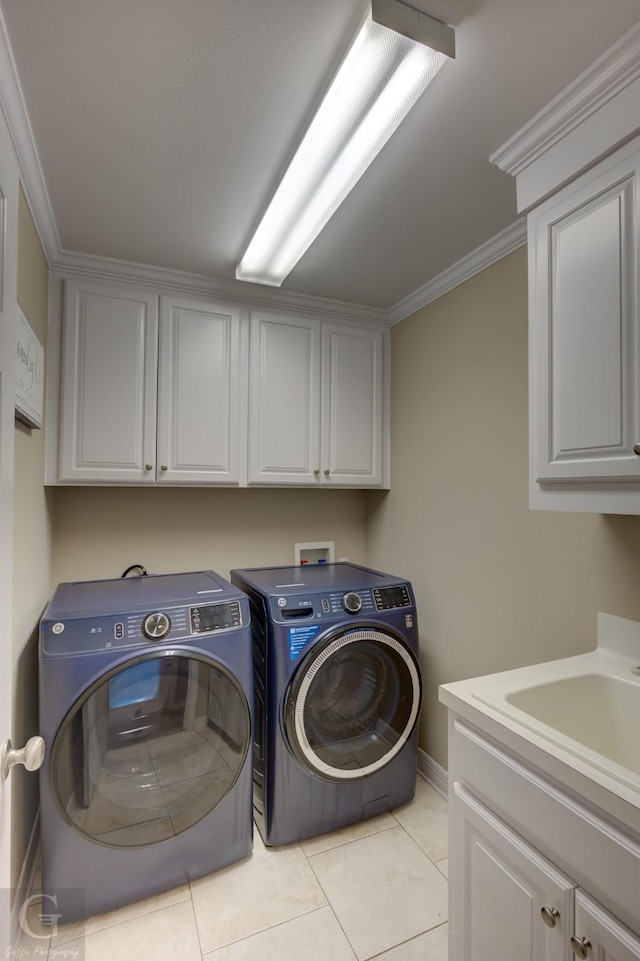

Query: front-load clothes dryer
39;570;253;921
230;562;422;846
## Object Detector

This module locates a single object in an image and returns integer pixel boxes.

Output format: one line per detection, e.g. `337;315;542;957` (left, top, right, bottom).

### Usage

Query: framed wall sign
15;306;44;429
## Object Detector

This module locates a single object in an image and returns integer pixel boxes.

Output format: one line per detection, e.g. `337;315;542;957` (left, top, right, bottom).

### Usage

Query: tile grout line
304;851;361;961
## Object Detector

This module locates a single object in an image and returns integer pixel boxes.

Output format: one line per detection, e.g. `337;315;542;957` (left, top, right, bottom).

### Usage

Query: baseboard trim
417;748;448;800
11;809;40;949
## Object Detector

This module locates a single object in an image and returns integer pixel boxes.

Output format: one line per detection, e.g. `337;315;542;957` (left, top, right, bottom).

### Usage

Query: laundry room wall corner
12;185;53;894
364;247;640;775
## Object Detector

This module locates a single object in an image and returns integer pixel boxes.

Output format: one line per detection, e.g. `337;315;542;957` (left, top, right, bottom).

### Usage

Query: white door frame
0;99;20;951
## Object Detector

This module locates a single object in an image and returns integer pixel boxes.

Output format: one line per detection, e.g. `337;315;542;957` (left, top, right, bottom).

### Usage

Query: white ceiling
1;0;639;311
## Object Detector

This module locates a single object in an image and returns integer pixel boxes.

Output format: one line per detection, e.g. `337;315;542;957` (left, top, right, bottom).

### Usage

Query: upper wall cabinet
59;280;159;483
247;311;388;486
57;280;245;484
49;279;389;488
491;24;640;513
529;138;640;489
157;295;244;484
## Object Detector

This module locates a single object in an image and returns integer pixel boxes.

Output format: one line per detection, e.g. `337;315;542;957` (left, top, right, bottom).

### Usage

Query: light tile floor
31;778;449;961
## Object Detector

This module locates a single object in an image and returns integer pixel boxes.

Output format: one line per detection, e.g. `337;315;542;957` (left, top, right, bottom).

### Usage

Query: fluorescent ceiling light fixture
236;0;454;288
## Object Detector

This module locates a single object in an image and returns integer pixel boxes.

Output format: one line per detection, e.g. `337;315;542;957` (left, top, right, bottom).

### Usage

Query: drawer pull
540;906;560;928
570;936;592;959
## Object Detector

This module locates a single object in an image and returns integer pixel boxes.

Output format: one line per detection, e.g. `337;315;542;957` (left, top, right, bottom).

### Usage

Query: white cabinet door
248;311;321;484
157;296;244;484
247;312;387;487
529;138;640;485
321;324;384;486
450;782;575;961
59;280;158;483
573;891;640;961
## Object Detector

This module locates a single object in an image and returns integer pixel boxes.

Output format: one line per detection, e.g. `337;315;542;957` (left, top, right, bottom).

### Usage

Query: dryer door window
50;652;250;847
284;628;421;781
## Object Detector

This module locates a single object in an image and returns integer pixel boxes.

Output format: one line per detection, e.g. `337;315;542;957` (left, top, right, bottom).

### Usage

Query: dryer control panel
190;601;243;633
41;600;246;655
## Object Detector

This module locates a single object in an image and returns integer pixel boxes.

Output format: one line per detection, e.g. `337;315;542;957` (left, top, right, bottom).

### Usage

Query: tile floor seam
364;920;450;961
54;890;192;946
308;823;448;957
185;890;206;960
301;821;398;859
201;902;339;959
191;868;330;956
303;857;361;961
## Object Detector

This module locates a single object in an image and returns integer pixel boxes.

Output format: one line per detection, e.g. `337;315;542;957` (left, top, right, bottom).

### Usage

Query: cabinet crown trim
490;21;640;177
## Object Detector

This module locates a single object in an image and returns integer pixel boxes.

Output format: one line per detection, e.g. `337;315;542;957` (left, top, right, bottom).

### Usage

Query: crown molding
0;7;60;264
388;219;527;325
50;250;390;326
490;21;640;177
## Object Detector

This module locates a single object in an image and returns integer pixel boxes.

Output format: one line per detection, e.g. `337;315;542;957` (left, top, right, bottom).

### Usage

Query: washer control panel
269;584;413;621
373;585;412;610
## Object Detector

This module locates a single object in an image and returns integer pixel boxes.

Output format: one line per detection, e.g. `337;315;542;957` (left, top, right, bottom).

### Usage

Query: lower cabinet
574;890;640;961
452;783;574;961
447;721;640;961
452;783;640;961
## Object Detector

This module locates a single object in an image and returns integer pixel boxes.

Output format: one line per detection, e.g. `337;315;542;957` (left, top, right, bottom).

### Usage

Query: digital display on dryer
190;601;242;633
373;586;411;610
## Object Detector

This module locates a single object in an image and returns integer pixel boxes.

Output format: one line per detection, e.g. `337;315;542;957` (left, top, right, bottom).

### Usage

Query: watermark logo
4;888;85;960
19;894;63;940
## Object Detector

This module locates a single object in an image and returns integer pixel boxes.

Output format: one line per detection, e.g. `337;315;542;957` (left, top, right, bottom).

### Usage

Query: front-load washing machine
230;562;422;846
39;570;253;921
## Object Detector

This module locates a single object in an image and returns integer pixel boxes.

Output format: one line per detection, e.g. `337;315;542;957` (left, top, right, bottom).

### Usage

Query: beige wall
13;186;52;890
365;246;640;770
51;487;366;585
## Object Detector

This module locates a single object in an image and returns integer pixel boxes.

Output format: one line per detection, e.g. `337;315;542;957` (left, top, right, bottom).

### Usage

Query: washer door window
284;628;421;781
51;652;250;847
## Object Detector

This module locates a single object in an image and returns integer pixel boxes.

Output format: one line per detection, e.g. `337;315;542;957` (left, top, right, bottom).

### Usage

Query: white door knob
0;736;45;780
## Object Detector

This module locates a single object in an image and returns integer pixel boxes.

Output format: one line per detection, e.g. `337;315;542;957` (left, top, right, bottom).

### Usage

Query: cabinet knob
145;463;153;471
540;906;560;928
633;443;640;456
160;464;168;472
324;469;330;476
313;469;320;476
570;937;592;959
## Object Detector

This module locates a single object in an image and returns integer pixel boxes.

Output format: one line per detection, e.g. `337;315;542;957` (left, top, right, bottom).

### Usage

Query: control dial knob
142;611;171;640
342;591;362;614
